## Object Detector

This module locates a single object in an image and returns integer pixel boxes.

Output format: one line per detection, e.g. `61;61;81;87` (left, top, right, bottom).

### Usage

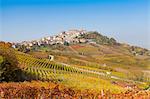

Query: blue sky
0;0;150;49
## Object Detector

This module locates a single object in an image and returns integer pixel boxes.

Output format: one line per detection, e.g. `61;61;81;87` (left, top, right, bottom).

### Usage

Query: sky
0;0;150;49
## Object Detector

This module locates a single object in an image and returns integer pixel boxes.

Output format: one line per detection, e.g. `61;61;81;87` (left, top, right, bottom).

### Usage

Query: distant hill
14;30;150;57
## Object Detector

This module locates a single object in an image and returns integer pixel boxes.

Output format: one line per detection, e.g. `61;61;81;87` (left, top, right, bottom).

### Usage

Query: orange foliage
0;41;12;48
0;81;149;99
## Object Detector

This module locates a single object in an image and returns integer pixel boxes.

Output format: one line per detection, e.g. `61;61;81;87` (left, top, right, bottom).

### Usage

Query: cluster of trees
79;31;117;45
0;41;25;82
129;46;150;56
15;44;30;53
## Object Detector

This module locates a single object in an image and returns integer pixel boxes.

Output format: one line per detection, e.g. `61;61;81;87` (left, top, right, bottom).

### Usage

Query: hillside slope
20;31;150;84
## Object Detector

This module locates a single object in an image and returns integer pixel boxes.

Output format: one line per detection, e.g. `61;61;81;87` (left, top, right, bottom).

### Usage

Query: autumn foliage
0;81;149;99
0;41;24;82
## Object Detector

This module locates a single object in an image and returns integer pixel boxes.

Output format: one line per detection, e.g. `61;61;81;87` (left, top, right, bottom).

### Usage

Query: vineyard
16;52;113;81
15;51;149;89
16;51;150;83
17;52;92;80
0;43;150;98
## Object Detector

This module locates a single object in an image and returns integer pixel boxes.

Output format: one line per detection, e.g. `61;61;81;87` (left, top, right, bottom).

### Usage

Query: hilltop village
14;29;88;49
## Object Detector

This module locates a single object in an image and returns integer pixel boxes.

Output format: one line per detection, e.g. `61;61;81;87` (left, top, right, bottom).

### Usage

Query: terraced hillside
14;51;150;92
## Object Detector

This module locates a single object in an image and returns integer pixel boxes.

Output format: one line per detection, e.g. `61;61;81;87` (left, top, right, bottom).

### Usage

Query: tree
64;41;69;46
109;38;117;45
18;45;30;53
0;42;24;82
